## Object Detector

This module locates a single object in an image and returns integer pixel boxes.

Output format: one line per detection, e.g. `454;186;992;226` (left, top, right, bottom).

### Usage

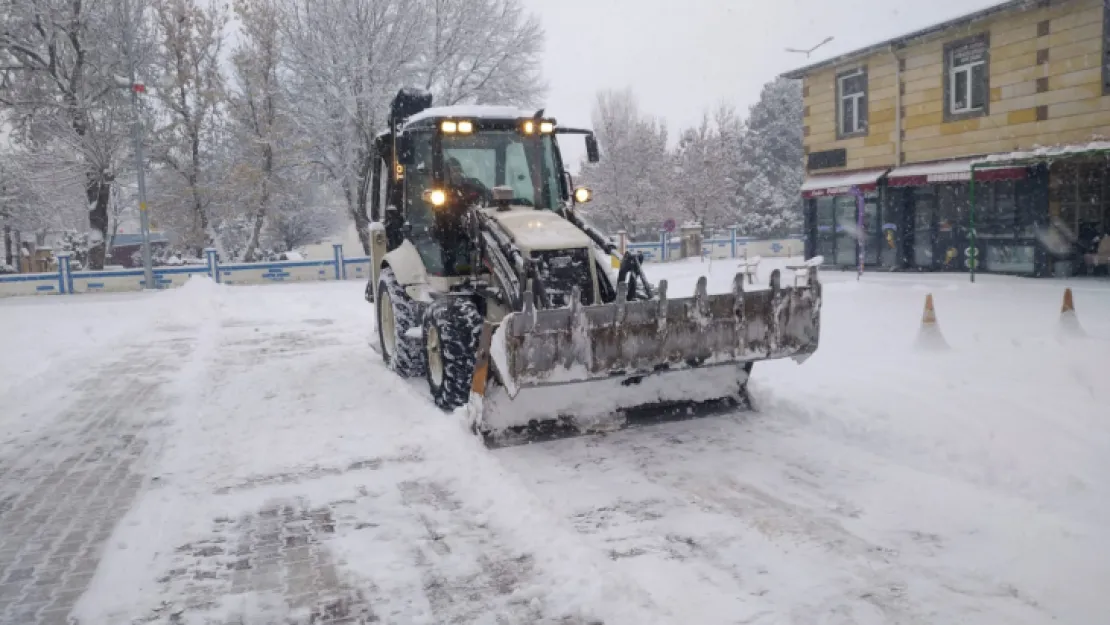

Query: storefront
800;153;1110;277
1046;156;1110;276
885;158;1036;274
801;170;886;270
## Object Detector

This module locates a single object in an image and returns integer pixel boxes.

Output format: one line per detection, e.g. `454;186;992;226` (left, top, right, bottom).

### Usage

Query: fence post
659;230;667;262
730;227;738;259
56;252;72;294
333;243;345;280
617;230;628;256
205;248;219;283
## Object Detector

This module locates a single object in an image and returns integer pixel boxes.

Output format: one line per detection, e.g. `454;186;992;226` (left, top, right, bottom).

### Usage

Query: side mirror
585;134;600;163
395;134;415;165
573;187;593;204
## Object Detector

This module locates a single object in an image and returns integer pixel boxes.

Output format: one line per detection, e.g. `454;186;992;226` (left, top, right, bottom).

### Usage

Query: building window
837;67;868;138
944;34;989;121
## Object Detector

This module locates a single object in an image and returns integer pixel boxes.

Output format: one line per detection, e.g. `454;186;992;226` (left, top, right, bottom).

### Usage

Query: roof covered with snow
973;141;1110;164
800;169;887;192
888;160;979;178
781;0;1032;79
403;105;541;127
112;232;170;247
888;157;1027;178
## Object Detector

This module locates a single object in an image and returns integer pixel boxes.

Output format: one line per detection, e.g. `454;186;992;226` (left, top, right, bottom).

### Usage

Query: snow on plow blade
468;267;822;447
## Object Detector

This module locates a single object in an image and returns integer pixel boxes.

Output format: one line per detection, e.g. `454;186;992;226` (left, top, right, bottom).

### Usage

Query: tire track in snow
396;477;595;625
0;328;196;625
138;497;377;625
500;415;1055;624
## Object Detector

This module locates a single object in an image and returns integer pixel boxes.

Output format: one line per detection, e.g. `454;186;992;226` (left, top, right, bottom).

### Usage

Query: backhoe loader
368;89;822;446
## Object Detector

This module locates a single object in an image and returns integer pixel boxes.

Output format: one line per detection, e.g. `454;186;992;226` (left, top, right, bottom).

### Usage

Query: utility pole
122;0;154;289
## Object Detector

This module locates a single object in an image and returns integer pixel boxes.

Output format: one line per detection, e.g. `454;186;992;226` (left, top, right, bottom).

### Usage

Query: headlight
540;121;554;133
423;189;446;206
522;120;535;134
441;120;458;133
457;120;474;134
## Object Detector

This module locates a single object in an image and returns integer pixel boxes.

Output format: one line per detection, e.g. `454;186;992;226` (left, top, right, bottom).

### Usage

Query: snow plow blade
467;267;822;447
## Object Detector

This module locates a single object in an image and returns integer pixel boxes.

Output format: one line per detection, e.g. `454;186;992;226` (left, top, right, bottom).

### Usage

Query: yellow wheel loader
368;89;822;447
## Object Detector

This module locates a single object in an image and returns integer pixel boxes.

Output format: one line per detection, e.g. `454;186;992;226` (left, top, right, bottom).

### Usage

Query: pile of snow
154;275;224;326
644;256;804;294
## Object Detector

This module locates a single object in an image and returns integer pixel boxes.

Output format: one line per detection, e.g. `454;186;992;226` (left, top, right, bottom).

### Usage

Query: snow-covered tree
148;0;229;254
268;184;345;253
418;0;545;106
227;0;286;261
279;0;424;254
672;106;744;229
577;89;672;239
0;144;88;236
59;230;93;270
1;0;141;268
581;80;803;239
278;0;546;254
735;77;804;237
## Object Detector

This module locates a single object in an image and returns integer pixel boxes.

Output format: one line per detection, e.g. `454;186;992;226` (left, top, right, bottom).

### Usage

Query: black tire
423;297;483;410
364;277;374;303
376;267;426;377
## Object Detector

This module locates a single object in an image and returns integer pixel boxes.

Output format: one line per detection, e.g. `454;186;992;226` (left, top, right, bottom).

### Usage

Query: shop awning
801;169;888;198
886;158;1027;186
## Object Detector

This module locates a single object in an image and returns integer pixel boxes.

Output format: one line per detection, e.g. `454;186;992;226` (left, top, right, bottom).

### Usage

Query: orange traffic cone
1058;287;1085;338
916;293;949;350
922;293;938;325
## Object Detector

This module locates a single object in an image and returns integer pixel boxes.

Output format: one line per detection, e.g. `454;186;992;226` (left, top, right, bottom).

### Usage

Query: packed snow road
1;260;1108;625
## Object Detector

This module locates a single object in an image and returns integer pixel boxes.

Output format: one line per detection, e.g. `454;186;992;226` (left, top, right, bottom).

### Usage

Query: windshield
442;131;563;209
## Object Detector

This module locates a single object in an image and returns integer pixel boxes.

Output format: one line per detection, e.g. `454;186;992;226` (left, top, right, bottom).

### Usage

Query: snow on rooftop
888;158;1024;178
975;140;1110;164
889;159;979;177
403;105;539;127
800;169;887;191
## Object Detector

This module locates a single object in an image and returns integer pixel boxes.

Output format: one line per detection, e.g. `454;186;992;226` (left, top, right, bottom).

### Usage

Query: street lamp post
122;0;154;289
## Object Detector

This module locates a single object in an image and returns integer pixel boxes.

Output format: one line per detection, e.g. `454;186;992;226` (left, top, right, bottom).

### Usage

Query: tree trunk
353;208;372;256
243;209;266;262
13;229;22;272
243;146;273;262
86;175;112;270
353;152;374;255
3;225;11;267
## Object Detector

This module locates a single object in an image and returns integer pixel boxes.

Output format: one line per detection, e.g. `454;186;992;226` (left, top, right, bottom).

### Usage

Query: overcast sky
522;0;1003;137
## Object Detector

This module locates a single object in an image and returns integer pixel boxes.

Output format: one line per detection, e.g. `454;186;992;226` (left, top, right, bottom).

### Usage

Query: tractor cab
369;90;600;279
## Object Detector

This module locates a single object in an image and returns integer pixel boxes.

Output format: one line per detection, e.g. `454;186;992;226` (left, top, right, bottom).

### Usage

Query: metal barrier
0;244;376;298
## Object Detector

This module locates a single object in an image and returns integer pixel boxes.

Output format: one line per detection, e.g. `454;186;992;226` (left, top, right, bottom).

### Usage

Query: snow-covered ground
1;260;1108;624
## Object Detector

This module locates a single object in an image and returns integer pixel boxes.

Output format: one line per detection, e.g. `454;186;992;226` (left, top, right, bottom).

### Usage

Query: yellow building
782;0;1110;276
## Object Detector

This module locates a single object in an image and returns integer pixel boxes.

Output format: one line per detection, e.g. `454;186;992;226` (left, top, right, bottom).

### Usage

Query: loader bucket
467;267;822;446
